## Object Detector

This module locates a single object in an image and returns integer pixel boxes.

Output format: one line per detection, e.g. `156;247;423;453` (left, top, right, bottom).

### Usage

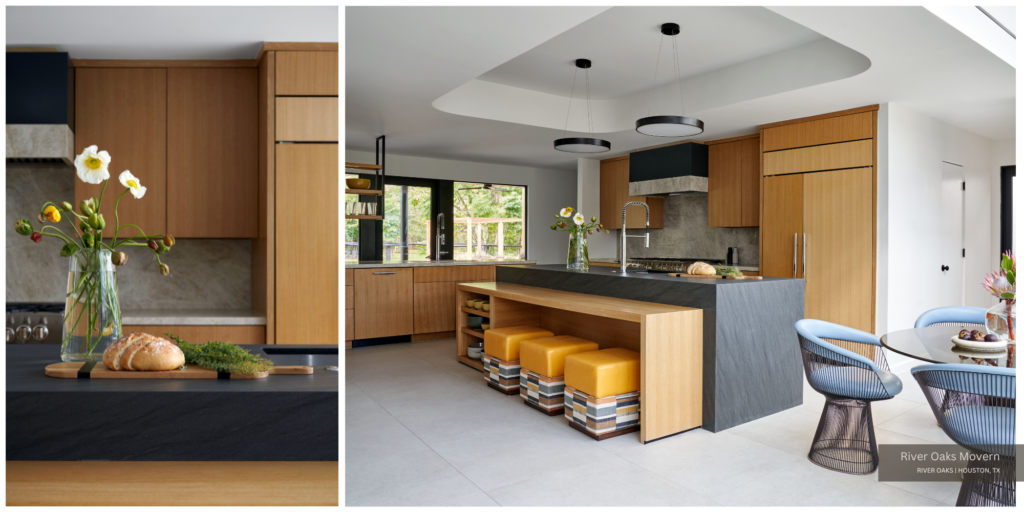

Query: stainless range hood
5;51;75;166
628;141;708;196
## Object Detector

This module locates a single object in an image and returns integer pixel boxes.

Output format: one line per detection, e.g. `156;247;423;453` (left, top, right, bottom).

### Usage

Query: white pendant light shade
635;115;704;137
553;59;610;153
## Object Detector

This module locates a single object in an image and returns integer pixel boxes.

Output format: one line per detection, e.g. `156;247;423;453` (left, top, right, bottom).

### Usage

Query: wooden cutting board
666;273;763;280
45;362;314;380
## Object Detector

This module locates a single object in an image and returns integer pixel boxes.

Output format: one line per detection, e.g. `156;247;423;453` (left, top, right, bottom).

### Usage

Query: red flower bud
30;232;42;243
148;240;159;251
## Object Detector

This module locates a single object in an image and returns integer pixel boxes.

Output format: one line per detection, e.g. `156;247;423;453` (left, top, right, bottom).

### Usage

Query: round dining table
880;324;1015;369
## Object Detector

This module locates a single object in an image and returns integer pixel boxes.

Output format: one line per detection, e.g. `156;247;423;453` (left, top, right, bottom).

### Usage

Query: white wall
576;158;616;259
880;103;1000;335
345;150;577;265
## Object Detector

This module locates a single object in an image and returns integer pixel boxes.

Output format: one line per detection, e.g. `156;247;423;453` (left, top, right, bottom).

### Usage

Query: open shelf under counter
456;354;484;371
461;306;490;318
461;326;485;339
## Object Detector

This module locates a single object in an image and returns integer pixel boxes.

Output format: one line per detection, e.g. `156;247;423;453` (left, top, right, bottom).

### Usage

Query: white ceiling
344;7;1014;172
478;7;823;101
6;6;338;59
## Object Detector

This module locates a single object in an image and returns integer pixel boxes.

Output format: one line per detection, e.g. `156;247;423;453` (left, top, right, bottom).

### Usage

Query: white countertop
345;260;536;269
122;309;267;326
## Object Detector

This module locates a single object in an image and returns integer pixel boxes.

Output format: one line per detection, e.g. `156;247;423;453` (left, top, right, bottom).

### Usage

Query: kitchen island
6;344;338;505
494;264;804;433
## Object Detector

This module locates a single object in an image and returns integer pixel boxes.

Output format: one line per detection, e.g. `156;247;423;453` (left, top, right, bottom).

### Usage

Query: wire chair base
956;456;1016;507
808;396;880;475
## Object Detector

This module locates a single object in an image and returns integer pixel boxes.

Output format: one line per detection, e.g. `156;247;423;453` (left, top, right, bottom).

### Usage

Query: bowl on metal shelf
467;342;483;359
346;178;371;189
467;315;483;329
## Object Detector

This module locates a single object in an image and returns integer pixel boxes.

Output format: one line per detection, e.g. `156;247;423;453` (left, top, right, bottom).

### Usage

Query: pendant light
635;23;704;137
554;59;611;153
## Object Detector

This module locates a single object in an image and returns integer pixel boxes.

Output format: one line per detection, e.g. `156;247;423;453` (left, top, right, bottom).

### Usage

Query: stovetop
6;302;64;344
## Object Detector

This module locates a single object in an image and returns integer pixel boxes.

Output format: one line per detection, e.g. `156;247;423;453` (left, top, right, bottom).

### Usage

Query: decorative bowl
950;346;1008;361
481;323;490;331
481;302;490;312
466;299;475;308
346;178;371;189
468;342;483;359
471;300;483;310
951;335;1008;352
467;315;483;329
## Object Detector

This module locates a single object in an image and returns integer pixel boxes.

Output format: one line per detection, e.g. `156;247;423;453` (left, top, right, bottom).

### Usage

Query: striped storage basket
482;353;521;395
519;369;566;415
564;385;640;441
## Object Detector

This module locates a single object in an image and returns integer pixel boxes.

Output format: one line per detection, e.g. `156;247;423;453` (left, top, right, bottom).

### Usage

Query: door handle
941;265;950;272
373;271;396;275
802;233;807;279
793;233;798;278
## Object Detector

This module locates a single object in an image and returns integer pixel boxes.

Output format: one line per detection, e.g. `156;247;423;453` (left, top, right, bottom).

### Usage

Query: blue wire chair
915;306;988;329
796;319;904;474
912;364;1015;507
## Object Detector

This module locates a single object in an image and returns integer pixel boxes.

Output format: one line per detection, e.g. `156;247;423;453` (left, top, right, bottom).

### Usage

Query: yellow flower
559;207;573;218
43;205;61;223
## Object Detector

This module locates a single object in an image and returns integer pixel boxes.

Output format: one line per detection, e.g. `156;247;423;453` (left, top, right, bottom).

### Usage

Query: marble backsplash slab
6;163;252;308
624;193;759;267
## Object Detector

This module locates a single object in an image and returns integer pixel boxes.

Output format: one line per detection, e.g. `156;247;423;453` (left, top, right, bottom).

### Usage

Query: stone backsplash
623;193;759;266
6;163;252;308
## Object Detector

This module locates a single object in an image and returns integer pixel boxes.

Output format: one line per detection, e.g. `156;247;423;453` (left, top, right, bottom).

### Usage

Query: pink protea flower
983;250;1016;301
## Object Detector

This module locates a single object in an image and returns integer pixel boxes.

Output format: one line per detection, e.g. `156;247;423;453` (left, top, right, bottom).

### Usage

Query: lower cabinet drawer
122;325;266;345
345;286;354;310
413;265;495;283
413;282;456;334
354;268;414;339
345;310;354;341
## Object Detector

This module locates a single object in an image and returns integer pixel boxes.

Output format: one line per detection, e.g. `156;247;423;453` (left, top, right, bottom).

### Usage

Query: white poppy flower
118;170;147;199
74;145;111;184
560;207;573;218
573;213;584;226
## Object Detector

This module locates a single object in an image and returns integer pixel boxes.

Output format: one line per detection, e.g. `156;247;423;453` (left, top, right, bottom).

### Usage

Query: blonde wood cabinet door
761;173;803;278
276;97;339;142
599;157;663;229
123;325;266;345
413;281;456;334
803;167;874;332
75;68;167;237
707;141;741;227
276;144;339;344
276;51;338;96
167;68;258;238
739;137;761;227
354;268;414;339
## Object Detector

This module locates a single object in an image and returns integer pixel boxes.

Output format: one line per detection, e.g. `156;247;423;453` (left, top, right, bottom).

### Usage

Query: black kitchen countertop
7;344;338;461
498;264;791;285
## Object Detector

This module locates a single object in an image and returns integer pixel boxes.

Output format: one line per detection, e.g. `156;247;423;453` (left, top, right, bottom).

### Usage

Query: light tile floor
345;339;960;506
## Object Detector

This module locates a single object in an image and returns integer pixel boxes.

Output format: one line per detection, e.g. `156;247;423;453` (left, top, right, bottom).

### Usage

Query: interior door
940;162;966;306
761;174;804;278
803;167;874;331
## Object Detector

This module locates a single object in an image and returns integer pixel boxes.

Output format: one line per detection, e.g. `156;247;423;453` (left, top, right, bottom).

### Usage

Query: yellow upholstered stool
481;326;553;395
563;348;641;440
518;336;599;415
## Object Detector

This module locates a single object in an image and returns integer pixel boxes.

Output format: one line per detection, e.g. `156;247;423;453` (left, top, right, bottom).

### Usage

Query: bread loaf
102;332;185;371
686;262;716;276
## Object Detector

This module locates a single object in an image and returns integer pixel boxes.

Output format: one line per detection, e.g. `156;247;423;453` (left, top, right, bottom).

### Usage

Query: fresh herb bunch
165;333;274;375
715;265;743;278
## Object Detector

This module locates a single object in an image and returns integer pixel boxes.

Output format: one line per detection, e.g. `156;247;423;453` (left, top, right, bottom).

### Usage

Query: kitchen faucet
435;212;449;261
612;202;650;274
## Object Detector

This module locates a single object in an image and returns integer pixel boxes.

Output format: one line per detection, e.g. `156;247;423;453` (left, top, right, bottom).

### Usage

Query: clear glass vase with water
62;249;121;362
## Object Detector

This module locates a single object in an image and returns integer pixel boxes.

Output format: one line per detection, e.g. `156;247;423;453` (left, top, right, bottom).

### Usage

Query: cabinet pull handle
373;271;396;275
793;233;798;278
802;233;807;279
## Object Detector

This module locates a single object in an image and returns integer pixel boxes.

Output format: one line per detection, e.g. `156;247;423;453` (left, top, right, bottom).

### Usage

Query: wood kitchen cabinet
167;68;258;238
414;282;456;334
277;144;339;344
276;97;338;142
276;51;338;96
708;135;759;227
599;156;663;230
123;325;266;345
75;68;167;237
354;268;414;339
761;167;873;332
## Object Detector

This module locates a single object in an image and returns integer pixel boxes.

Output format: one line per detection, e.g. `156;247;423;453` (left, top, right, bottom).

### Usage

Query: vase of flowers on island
13;145;176;362
550;207;607;271
982;250;1015;342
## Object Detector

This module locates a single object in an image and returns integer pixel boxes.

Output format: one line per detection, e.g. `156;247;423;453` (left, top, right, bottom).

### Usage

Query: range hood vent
628;142;708;196
5;51;75;166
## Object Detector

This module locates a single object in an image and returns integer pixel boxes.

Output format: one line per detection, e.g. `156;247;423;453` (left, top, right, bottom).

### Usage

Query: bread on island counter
102;332;185;371
686;262;716;276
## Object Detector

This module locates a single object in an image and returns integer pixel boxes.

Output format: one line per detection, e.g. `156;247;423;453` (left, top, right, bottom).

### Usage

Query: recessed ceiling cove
433;6;870;134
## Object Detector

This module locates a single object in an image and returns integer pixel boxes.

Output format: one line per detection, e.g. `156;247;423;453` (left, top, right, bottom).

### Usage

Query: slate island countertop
345;259;536;269
589;258;759;272
6;344;338;461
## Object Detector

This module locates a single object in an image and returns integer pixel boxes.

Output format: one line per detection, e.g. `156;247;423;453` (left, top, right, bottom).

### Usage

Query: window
453;182;526;261
383;182;433;262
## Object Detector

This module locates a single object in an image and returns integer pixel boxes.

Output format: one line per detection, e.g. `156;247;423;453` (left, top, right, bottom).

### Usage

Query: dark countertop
505;264;785;286
7;345;338;461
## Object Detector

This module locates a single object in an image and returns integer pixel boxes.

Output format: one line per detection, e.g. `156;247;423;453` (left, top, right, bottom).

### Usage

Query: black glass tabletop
880;325;1015;369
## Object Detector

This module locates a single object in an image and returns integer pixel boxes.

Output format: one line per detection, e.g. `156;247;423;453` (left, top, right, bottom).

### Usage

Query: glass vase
985;300;1015;343
566;230;589;271
61;248;122;362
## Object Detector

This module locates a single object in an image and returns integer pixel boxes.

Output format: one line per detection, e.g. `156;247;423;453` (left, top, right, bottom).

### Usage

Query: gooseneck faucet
613;202;650;273
435;212;448;261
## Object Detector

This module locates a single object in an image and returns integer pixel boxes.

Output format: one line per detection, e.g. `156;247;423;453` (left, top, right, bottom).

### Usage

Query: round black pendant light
554;59;611;153
635;23;705;137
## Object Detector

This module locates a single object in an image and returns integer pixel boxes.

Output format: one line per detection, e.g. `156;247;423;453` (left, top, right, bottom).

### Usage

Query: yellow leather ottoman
482;326;553;395
519;336;599;415
564;348;641;440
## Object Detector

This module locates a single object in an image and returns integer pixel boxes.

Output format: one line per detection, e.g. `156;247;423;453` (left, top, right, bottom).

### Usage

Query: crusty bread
687;262;716;276
102;332;184;371
123;338;185;371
